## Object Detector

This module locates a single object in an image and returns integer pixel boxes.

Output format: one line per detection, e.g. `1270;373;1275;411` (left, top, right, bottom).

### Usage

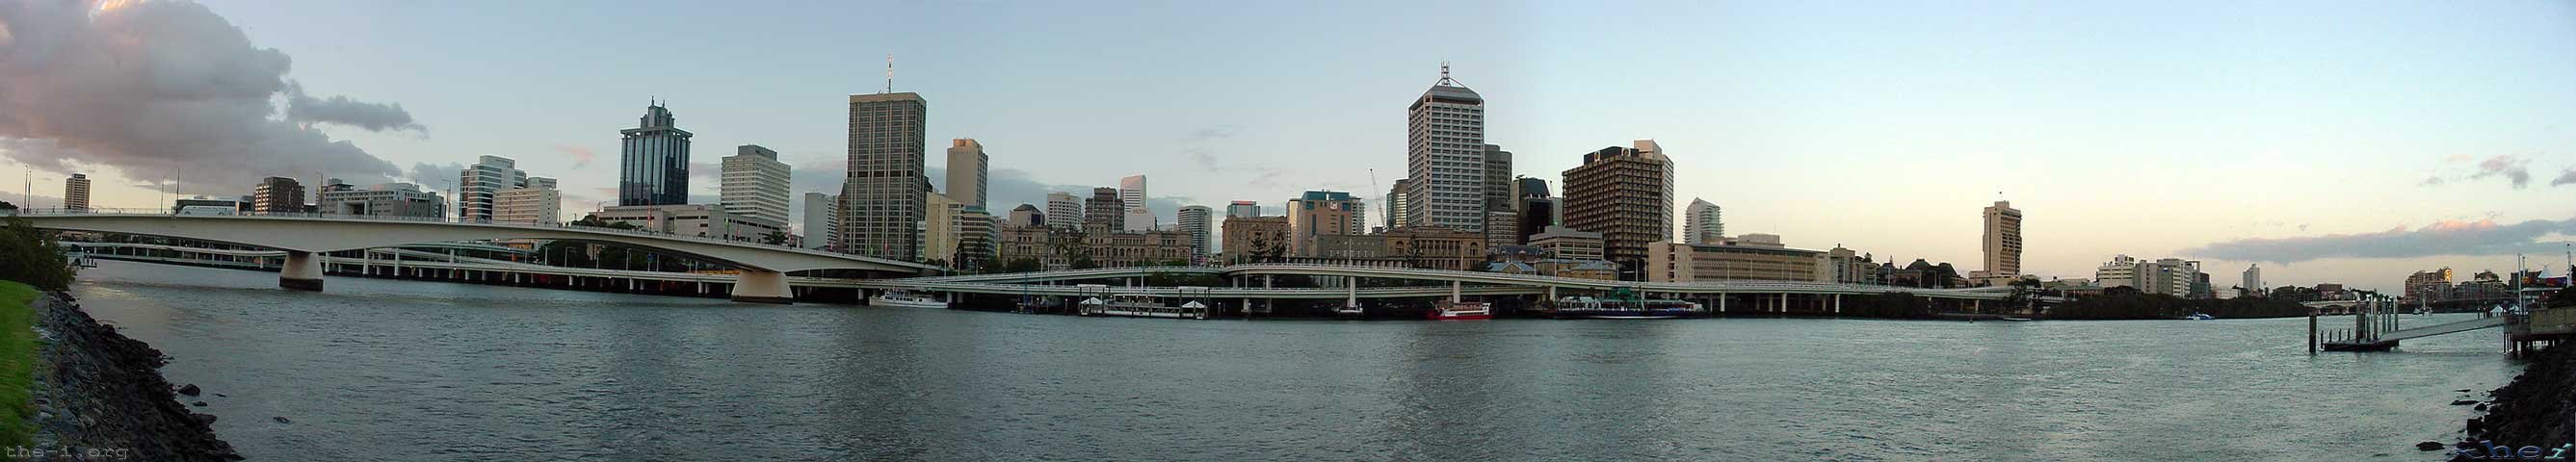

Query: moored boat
1426;300;1492;321
1079;295;1210;320
869;290;949;309
1549;295;1704;320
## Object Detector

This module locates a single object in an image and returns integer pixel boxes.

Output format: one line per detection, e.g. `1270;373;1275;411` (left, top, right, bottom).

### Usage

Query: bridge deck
2378;317;2506;342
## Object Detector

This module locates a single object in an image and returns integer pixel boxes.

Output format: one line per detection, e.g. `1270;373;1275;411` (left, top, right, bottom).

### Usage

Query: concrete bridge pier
279;250;325;292
730;270;794;304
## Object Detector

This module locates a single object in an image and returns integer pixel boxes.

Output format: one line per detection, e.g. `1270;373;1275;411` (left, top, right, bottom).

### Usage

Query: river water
67;261;2511;461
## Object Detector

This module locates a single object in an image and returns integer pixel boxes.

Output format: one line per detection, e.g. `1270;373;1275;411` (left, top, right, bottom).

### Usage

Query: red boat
1427;300;1493;321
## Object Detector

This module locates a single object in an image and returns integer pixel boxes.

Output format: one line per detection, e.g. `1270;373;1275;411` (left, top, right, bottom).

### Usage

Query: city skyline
4;1;2575;291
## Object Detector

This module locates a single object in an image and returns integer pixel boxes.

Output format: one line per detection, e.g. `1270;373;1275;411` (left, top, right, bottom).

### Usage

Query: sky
4;0;2575;291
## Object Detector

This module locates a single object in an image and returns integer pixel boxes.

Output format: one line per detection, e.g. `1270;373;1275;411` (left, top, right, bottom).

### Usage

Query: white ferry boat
1079;295;1210;320
869;290;949;309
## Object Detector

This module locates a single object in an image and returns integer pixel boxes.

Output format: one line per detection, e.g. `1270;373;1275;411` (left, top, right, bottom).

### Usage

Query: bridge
16;209;939;302
64;239;2024;314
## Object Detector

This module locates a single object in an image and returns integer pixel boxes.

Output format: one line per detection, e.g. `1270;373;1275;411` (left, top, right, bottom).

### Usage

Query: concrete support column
279;250;324;292
1718;294;1727;313
1777;293;1787;313
1451;281;1462;302
1834;294;1843;314
1346;276;1357;308
730;270;794;304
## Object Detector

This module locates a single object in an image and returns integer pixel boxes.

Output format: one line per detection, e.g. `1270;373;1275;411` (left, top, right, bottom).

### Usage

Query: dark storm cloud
2179;217;2576;263
0;0;413;188
285;83;425;133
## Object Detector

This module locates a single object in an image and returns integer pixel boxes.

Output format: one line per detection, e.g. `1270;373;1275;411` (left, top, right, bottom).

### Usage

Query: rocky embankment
2445;345;2574;459
26;292;241;461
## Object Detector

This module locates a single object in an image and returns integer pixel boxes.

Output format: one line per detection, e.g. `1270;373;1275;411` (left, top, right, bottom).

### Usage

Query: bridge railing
13;208;930;270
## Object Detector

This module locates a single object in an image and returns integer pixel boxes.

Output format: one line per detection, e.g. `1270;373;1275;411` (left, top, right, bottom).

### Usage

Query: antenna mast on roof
885;54;894;93
1435;62;1459;87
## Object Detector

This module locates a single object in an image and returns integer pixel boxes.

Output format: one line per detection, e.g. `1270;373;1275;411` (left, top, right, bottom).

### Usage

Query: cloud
2297;223;2310;232
0;1;408;188
688;162;720;182
2418;176;2444;187
2469;155;2532;189
554;145;597;167
407;162;461;187
284;82;425;133
1187;125;1239;141
2180;217;2576;263
2554;168;2576;187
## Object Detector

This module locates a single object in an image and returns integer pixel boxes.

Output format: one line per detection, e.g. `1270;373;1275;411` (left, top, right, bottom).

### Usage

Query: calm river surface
69;261;2512;461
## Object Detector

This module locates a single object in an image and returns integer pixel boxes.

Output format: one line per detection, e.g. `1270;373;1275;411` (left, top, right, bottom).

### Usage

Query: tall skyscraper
722;144;792;226
1045;192;1083;231
456;155;529;221
251;176;305;214
1178;205;1212;259
63;173;89;211
1561;141;1673;280
493;179;560;224
1983;200;2023;276
1404;65;1486;231
945;139;988;210
1085;187;1124;232
618;102;693;206
841;91;929;260
1484;144;1513;214
802;192;837;250
1685;198;1722;244
1119;174;1151;231
2242;264;2263;295
1224;200;1260;218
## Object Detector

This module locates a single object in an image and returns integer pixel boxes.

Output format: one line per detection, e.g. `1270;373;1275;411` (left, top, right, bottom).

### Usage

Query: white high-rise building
945;139;987;210
1404;64;1485;231
802;192;837;250
1119;174;1151;232
2242;264;2263;295
1684;198;1722;244
458;155;528;221
722;145;792;227
493;179;560;224
1045;192;1083;231
1178;205;1212;259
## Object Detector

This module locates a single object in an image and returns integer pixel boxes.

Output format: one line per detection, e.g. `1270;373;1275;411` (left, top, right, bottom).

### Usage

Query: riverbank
2461;345;2573;454
23;288;241;461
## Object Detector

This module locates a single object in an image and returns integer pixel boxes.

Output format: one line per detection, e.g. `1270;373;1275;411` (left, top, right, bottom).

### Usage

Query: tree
2103;286;2142;296
2550;286;2576;309
1002;258;1042;273
1069;254;1098;270
760;231;790;245
0;215;75;290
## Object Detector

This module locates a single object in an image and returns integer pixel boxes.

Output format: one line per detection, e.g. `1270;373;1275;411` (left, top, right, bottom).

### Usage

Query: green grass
0;280;38;448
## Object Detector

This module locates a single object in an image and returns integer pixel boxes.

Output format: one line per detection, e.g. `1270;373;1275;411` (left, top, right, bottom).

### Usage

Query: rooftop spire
1435;62;1459;87
884;54;894;93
